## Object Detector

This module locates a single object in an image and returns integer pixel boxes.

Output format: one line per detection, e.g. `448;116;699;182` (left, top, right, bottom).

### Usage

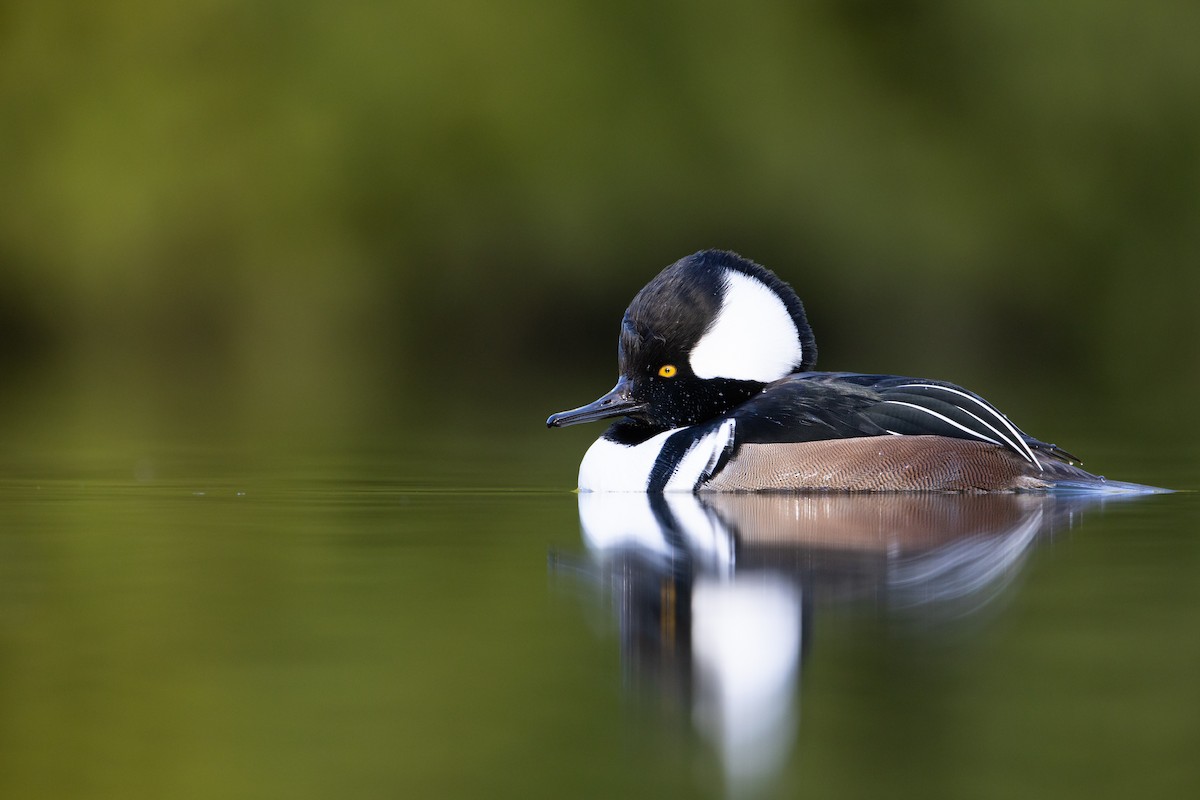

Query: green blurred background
2;0;1198;463
2;6;1198;799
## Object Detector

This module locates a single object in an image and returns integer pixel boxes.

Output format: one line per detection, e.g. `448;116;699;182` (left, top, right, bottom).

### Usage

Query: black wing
864;379;1045;467
732;373;1079;469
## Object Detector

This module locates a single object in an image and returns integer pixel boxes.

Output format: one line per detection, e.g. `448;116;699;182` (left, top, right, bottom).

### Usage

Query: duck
546;249;1138;493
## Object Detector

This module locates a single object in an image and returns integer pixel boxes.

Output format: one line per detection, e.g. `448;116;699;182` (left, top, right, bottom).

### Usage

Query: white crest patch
577;420;736;492
689;270;802;382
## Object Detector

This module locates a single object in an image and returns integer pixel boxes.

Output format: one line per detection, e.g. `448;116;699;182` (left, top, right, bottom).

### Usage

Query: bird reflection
556;491;1130;796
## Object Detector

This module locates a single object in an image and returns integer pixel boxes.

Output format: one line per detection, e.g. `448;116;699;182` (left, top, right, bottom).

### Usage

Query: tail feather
1028;438;1082;465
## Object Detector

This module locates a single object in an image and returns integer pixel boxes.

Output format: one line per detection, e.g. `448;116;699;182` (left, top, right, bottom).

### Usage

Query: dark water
0;433;1196;799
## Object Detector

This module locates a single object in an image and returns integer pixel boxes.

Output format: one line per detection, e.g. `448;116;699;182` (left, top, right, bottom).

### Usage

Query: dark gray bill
546;378;645;427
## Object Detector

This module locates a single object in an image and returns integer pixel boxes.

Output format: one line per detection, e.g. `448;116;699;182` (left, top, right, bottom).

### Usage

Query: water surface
0;434;1195;799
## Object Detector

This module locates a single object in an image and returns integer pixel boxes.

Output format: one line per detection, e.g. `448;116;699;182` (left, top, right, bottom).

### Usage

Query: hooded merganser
547;249;1148;493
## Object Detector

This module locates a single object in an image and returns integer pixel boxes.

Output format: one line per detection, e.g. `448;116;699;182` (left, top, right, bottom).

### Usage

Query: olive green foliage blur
2;1;1198;434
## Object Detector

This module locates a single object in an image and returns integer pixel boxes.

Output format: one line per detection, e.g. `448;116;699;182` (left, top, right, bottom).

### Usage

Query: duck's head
547;250;817;437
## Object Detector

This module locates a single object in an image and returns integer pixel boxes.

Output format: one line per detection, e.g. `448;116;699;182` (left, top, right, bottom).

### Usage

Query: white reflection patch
692;575;802;792
577;493;671;560
576;493;734;576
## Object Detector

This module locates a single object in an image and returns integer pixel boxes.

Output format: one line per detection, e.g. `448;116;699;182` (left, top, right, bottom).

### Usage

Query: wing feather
730;373;1069;471
868;382;1040;467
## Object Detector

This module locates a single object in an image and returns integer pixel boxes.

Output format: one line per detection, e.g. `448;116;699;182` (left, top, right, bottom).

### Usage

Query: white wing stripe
898;392;1026;461
880;400;1008;449
892;383;1041;469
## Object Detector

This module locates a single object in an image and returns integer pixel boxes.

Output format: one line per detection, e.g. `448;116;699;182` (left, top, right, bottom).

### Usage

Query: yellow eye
658;364;678;378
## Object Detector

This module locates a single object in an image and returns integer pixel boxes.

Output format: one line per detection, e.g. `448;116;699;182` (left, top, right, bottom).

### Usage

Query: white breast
577;419;737;492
